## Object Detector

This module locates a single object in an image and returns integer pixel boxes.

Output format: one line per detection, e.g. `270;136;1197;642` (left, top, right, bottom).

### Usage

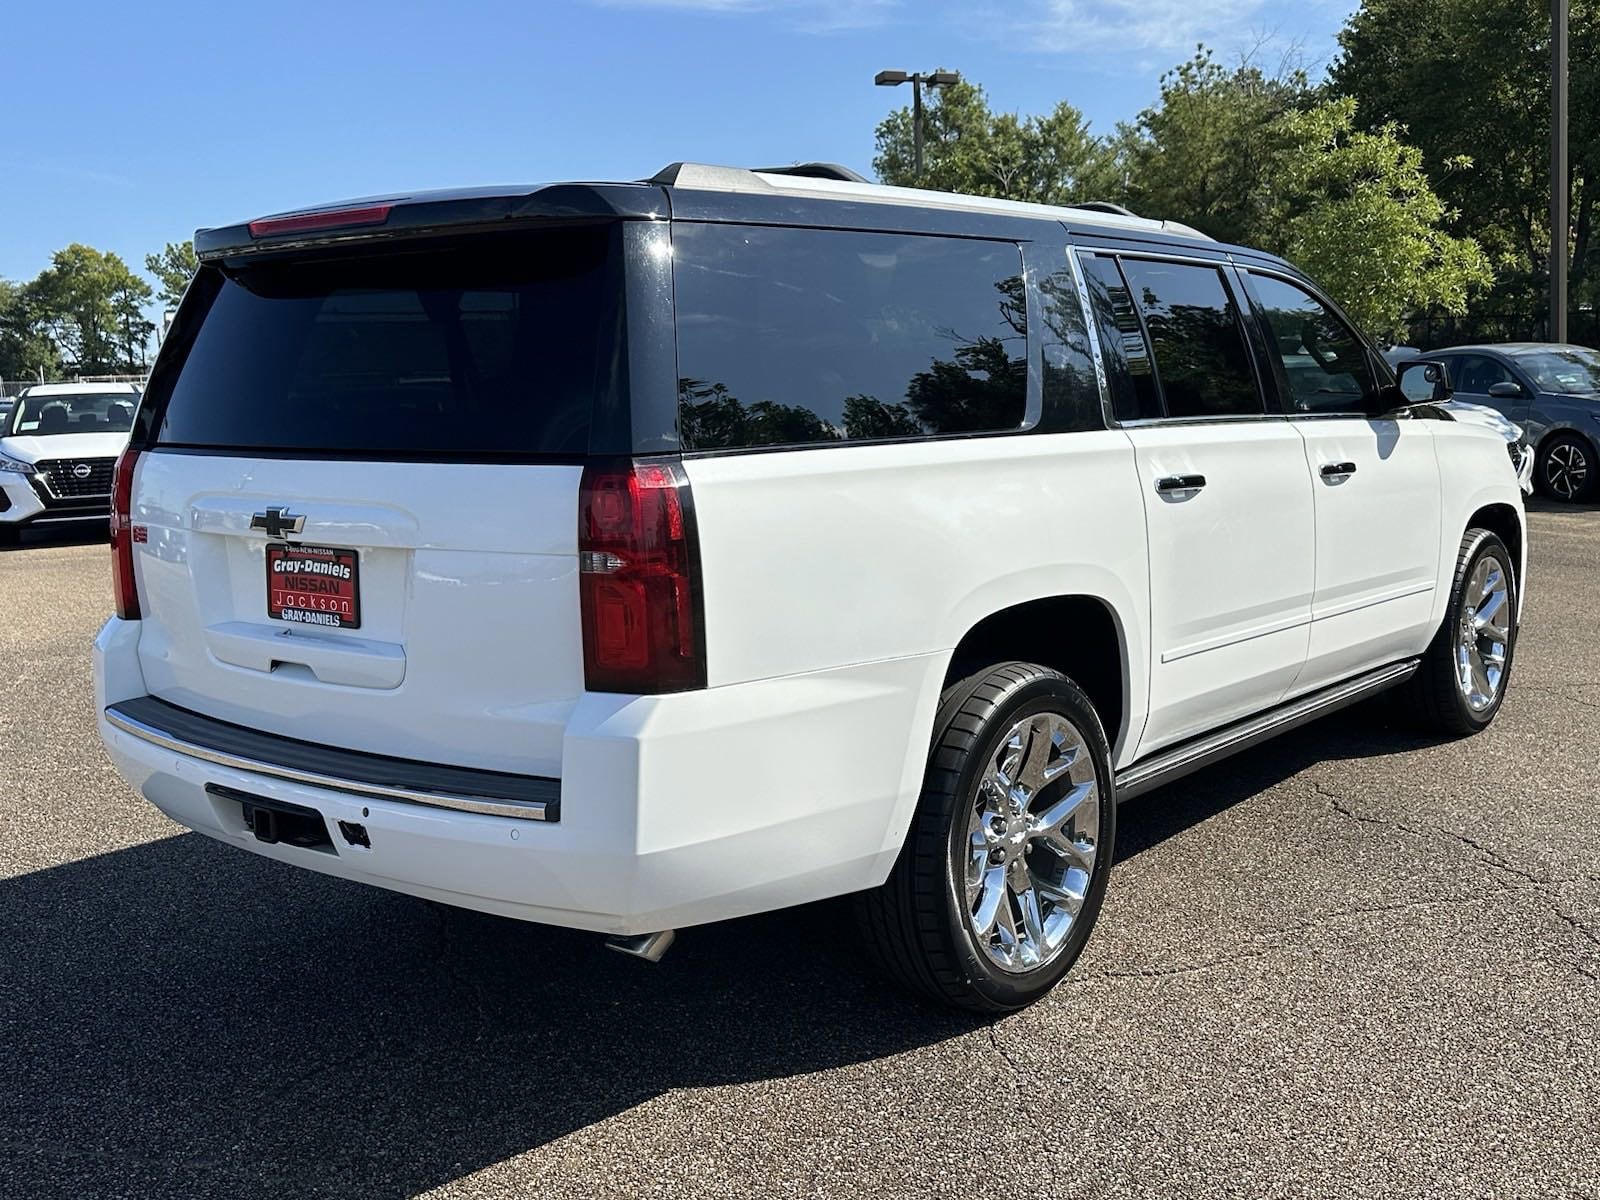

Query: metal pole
1552;0;1569;343
912;75;924;180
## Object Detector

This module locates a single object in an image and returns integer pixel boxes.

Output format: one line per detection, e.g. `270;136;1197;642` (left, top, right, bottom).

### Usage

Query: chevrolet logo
249;507;306;539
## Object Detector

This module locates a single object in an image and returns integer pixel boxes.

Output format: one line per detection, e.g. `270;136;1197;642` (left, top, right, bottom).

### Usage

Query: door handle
1319;461;1358;478
1155;474;1207;494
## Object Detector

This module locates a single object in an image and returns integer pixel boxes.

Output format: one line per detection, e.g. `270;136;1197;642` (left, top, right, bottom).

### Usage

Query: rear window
672;224;1029;450
145;226;619;457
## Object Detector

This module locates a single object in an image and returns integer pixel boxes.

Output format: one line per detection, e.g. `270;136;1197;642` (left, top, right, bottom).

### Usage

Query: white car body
93;170;1527;950
1;382;139;533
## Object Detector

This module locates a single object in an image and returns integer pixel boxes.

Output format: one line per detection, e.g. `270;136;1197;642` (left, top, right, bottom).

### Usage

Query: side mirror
1487;380;1524;399
1395;359;1453;405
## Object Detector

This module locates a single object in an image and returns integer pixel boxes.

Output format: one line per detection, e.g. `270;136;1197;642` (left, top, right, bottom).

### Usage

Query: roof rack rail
751;162;869;183
648;161;868;186
1067;200;1141;218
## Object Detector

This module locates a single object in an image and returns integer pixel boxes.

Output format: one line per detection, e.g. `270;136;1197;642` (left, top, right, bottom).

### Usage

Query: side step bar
1114;659;1420;801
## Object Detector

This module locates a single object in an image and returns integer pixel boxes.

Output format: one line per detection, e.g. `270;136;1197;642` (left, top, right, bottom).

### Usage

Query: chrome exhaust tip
604;929;676;963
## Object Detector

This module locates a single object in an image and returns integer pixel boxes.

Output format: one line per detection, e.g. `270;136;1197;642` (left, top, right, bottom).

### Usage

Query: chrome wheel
1545;440;1590;500
963;711;1100;974
1455;552;1511;712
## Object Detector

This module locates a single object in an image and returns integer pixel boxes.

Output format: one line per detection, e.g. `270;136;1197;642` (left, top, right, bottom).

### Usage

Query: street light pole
912;75;924;179
1552;0;1569;343
874;70;960;183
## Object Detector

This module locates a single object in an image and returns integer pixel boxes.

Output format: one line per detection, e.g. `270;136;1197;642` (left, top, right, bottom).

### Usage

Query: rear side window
146;226;619;456
1080;255;1161;422
673;224;1028;450
1118;259;1262;419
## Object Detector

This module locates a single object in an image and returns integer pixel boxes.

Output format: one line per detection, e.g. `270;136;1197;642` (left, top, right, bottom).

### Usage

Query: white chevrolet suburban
94;164;1525;1011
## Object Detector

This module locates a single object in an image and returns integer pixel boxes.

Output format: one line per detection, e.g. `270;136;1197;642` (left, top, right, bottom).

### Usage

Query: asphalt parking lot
2;507;1598;1200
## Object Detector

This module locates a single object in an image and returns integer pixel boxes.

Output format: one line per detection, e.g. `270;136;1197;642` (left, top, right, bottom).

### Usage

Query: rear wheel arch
942;594;1128;757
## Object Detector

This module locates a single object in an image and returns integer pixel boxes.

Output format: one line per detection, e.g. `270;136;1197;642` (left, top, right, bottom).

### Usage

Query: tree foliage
0;245;155;380
144;240;198;309
1119;48;1311;247
874;78;1119;204
1269;99;1494;339
1332;0;1598;308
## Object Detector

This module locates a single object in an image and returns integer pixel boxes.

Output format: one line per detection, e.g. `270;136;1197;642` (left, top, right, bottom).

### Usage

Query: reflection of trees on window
1133;286;1260;417
678;274;1028;449
1037;269;1100;431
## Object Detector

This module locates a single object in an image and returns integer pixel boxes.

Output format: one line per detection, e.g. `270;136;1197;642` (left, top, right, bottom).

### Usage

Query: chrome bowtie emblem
72;463;92;479
249;507;306;538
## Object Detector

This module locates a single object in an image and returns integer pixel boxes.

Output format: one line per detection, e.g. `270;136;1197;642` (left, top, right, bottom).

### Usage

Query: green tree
0;279;62;383
1268;99;1494;340
25;244;155;374
1331;0;1597;309
874;78;1119;204
144;240;198;309
1118;48;1312;246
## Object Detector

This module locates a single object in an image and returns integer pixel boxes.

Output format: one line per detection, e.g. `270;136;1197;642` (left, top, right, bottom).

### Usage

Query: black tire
1393;528;1517;736
0;524;19;548
1537;432;1598;503
857;662;1116;1013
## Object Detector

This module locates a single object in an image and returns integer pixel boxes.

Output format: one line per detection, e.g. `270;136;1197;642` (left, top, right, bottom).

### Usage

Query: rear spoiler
195;182;668;260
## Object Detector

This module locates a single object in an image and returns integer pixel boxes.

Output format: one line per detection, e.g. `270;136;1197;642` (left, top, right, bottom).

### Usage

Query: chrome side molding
1114;659;1421;801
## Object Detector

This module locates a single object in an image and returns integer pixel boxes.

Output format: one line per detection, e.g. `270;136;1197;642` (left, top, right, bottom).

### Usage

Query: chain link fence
1405;308;1600;351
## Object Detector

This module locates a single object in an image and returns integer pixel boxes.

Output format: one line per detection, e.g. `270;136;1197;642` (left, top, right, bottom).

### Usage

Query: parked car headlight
0;453;36;476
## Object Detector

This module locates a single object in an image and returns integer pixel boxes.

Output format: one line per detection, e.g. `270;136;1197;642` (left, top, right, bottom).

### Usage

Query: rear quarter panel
682;431;1150;764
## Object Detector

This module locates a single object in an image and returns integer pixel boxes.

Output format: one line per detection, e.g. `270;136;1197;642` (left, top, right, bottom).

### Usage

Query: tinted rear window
146;226;619;456
673;224;1028;450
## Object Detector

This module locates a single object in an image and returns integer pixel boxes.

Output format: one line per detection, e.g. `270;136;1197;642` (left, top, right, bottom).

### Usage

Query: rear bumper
95;617;942;934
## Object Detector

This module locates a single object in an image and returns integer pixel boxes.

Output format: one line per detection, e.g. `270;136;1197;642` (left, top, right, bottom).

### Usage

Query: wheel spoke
1016;884;1046;962
1030;780;1095;841
971;865;1007;937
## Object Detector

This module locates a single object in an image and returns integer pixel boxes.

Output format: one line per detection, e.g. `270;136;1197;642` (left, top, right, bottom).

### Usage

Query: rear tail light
578;460;705;693
110;447;141;619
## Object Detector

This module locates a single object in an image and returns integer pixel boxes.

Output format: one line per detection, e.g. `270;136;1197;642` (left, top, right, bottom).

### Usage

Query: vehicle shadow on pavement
1;707;1442;1199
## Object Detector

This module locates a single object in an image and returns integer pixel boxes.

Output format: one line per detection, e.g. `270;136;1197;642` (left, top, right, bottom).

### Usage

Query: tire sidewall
938;674;1116;1010
1443;530;1518;730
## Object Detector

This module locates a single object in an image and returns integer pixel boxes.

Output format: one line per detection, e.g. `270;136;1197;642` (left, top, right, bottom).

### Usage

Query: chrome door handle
1155;474;1206;494
1320;461;1358;478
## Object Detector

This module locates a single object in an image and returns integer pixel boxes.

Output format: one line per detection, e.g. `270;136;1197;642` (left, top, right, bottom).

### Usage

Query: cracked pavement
2;503;1597;1200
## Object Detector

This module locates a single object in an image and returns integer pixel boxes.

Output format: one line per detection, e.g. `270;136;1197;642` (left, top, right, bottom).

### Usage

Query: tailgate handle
204;622;406;690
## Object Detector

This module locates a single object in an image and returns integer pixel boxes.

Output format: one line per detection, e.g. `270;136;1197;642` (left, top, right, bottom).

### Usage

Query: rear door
1240;269;1441;692
128;223;627;776
1079;251;1315;755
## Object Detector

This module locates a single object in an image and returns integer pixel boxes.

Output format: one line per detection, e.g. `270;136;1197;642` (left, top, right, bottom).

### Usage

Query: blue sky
2;0;1354;291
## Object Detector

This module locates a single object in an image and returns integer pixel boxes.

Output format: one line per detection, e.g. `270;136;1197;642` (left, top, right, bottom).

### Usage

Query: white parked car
0;382;140;545
94;165;1526;1011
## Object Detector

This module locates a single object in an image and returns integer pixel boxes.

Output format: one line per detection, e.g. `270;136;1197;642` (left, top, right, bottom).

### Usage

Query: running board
1114;659;1420;801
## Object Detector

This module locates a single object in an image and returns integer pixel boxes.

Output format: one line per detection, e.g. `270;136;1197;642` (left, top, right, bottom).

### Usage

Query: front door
1243;270;1442;692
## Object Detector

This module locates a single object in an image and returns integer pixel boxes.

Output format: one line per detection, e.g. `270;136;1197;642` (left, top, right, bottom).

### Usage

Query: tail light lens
578;460;705;693
110;447;141;619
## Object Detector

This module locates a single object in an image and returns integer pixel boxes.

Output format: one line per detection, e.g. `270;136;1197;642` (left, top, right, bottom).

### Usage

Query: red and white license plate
266;543;361;630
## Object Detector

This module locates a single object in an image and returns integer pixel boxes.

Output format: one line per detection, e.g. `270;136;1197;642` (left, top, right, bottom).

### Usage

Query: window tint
1037;266;1103;432
1453;354;1517;394
147;226;618;456
1248;273;1376;415
1119;259;1261;419
1081;255;1161;422
672;224;1028;450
